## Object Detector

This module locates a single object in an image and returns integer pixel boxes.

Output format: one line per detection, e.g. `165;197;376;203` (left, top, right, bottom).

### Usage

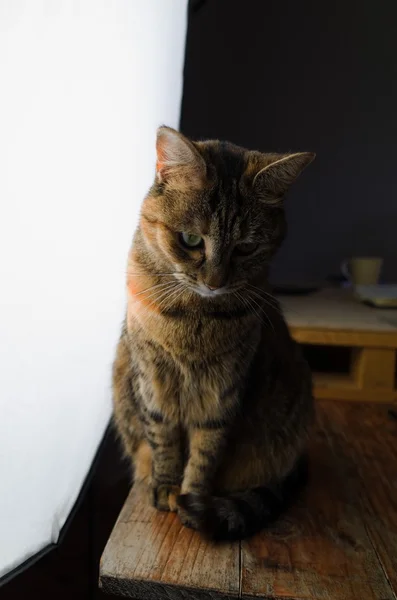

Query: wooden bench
280;289;397;403
100;401;397;599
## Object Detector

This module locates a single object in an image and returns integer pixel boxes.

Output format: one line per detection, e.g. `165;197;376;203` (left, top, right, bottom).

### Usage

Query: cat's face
139;127;314;298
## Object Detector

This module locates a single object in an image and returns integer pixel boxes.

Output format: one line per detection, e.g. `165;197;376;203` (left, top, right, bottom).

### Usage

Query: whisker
235;286;274;326
126;271;177;278
242;294;268;329
246;284;301;318
234;290;253;317
156;283;183;305
245;285;285;317
238;289;274;332
144;283;179;305
136;284;182;318
246;283;277;299
234;290;264;327
163;289;187;312
156;284;186;311
246;284;281;307
246;292;275;333
247;288;284;316
133;281;177;298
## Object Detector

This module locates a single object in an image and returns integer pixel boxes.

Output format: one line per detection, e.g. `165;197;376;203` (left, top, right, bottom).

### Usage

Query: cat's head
138;126;314;298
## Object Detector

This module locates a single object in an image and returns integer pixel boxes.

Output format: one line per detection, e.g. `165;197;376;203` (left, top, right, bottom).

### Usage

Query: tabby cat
112;126;315;540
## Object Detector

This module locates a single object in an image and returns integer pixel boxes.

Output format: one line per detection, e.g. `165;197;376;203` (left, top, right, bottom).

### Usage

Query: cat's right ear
155;126;206;186
252;152;315;204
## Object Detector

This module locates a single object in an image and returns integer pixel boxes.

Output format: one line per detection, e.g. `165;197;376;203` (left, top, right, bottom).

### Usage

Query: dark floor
1;429;130;600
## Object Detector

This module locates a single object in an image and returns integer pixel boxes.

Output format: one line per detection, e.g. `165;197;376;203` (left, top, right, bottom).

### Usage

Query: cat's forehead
193;141;257;219
183;145;257;241
195;140;248;186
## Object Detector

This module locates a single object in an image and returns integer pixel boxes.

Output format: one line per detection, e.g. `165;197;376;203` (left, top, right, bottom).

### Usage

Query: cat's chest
137;349;238;425
127;298;249;360
129;303;259;424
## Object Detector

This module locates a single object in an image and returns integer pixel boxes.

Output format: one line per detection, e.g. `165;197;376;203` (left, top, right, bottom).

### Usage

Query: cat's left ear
155;126;206;186
253;152;315;203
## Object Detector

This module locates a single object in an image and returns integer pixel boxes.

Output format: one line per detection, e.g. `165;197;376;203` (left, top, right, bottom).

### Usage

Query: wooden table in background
100;401;397;600
280;289;397;402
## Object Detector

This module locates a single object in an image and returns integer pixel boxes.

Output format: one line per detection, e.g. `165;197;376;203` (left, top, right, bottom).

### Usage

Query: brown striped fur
112;126;315;539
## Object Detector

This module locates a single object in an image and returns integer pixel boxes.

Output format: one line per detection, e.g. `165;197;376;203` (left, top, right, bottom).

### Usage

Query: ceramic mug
341;257;383;286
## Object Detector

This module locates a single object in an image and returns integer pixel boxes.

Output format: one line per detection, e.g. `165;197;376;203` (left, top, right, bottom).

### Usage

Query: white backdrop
0;0;188;578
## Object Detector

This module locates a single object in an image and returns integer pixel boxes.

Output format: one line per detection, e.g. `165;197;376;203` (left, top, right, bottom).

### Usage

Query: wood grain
240;403;397;599
100;402;397;599
321;402;397;595
100;482;240;599
352;347;396;390
312;373;397;402
290;327;397;349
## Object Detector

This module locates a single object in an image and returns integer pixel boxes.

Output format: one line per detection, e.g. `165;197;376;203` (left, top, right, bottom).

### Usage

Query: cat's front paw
151;484;181;512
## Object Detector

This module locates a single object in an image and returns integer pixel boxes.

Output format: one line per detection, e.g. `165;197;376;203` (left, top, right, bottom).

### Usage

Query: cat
112;125;315;540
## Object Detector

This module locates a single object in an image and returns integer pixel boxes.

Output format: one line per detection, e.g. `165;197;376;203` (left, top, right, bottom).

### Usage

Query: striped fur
112;127;315;539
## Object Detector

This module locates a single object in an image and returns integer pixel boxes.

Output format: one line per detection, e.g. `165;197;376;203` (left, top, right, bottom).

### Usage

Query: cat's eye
179;232;204;249
235;241;259;256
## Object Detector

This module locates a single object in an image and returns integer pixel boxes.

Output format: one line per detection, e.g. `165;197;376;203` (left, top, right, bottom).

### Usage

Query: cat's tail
177;455;308;541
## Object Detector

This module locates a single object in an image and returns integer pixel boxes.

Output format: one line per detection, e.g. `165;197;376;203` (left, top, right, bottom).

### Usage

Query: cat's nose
202;266;229;291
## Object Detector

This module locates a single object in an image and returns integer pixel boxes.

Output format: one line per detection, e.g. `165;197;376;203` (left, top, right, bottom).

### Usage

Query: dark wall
181;0;397;283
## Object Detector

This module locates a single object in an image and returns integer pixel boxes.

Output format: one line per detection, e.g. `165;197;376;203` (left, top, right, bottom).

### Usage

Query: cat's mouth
174;272;243;299
174;273;230;298
193;284;229;298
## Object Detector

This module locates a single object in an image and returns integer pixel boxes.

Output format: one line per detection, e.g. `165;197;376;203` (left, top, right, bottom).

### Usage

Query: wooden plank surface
280;289;397;335
290;327;397;349
100;482;240;599
312;373;397;402
100;402;397;599
352;348;396;390
240;402;397;599
321;402;397;595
